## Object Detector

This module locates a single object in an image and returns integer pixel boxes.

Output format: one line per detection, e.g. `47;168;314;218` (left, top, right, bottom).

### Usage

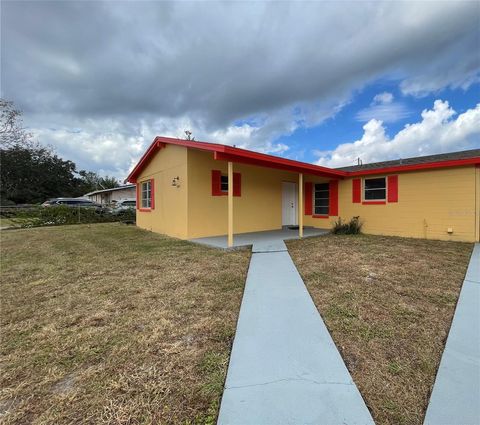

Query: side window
314;183;329;215
364;177;386;201
141;180;152;208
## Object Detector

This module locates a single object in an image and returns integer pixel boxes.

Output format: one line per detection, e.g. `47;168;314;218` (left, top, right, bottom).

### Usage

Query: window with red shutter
211;170;222;196
233;173;241;197
150;178;155;209
387;175;398;202
352;179;361;203
136;183;140;210
304;182;313;215
329;180;338;216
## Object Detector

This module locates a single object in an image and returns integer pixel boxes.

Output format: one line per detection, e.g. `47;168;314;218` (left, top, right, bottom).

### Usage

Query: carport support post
299;173;303;238
228;161;234;247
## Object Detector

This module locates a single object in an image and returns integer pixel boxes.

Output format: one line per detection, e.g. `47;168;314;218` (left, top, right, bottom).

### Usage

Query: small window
141;180;152;208
364;177;386;200
314;183;329;215
220;175;229;192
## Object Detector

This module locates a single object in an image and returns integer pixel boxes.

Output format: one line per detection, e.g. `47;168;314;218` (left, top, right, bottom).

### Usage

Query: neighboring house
84;184;136;205
126;136;480;244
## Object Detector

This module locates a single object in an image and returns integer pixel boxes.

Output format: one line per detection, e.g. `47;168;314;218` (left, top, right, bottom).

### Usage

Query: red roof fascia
214;152;345;178
347;157;480;176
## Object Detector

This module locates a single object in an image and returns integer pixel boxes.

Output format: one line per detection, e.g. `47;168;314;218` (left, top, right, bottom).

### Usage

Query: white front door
282;181;298;226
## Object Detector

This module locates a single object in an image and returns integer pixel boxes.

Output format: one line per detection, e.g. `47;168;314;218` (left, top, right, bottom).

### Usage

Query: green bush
2;205;135;228
332;216;362;235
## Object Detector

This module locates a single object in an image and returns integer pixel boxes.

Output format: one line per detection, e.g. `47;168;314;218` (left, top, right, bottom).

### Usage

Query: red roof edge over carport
126;136;347;183
213;151;345;178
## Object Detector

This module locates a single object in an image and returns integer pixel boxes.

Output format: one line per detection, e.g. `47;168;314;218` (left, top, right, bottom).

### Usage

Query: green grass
0;223;250;424
0;217;22;227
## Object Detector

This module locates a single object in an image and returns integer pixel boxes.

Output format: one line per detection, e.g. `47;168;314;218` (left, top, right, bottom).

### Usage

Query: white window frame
313;182;329;216
141;180;152;209
363;176;386;202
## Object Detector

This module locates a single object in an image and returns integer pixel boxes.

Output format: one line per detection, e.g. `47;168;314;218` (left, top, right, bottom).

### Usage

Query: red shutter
136;183;140;210
329;180;338;216
233;172;241;197
304;182;313;215
150;178;155;209
387;175;398;203
211;170;222;196
352;179;361;203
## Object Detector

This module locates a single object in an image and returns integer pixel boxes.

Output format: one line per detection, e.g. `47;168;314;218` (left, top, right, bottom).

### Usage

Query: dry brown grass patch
1;223;250;424
287;234;472;425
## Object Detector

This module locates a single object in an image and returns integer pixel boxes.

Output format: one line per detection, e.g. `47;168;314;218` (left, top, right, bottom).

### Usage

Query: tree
0;99;33;149
1;146;121;204
99;175;120;189
0;99;121;204
76;171;119;194
1;144;80;204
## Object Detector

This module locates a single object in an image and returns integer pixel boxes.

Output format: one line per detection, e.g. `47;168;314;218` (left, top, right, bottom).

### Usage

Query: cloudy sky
2;1;480;179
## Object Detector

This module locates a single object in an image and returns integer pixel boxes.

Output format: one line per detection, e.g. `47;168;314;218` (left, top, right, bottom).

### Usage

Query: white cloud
355;103;411;123
355;92;411;123
29;112;299;178
373;92;394;105
32;117;149;178
317;100;480;168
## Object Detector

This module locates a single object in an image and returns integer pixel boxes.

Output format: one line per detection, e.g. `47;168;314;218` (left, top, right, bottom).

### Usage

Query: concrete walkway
424;243;480;425
217;235;374;424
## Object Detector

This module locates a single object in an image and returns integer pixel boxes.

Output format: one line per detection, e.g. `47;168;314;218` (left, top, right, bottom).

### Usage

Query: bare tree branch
0;99;34;149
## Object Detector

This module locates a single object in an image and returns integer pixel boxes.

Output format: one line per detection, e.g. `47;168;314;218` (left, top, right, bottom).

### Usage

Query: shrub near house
332;216;362;234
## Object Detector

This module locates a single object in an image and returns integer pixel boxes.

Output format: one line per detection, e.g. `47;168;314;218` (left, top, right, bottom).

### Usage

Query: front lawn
287;234;472;425
0;218;21;228
0;223;250;424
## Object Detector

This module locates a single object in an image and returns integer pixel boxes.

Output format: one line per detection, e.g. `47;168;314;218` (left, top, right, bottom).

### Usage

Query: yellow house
127;136;480;244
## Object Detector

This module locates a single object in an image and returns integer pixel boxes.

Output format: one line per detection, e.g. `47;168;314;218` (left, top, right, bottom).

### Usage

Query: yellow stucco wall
135;144;188;239
476;166;480;242
187;149;308;239
313;166;478;242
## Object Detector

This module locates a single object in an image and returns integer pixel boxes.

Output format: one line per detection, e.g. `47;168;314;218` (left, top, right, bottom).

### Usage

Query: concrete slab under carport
217;237;373;424
189;227;328;250
423;243;480;425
